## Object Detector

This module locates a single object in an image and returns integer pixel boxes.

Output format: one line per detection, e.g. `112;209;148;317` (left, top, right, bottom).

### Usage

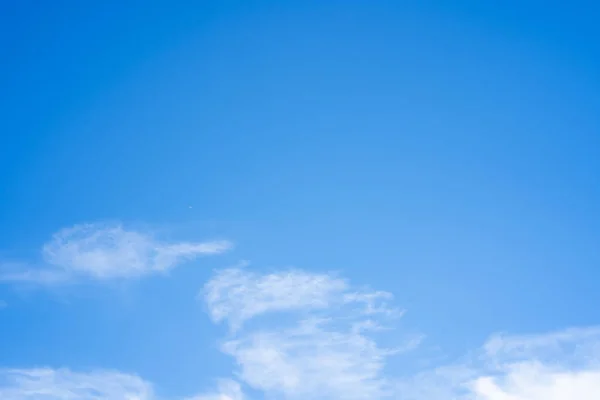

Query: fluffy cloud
471;364;600;400
468;327;600;400
398;326;600;400
0;222;231;283
0;368;153;400
203;267;414;400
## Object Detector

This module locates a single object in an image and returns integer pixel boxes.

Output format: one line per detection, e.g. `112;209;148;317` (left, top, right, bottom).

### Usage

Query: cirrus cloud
0;368;153;400
201;266;600;400
3;255;599;400
202;267;416;400
0;222;232;284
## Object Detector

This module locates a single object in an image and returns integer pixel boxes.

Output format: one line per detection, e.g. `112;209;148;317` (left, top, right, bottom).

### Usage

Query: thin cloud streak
0;368;154;400
0;222;232;284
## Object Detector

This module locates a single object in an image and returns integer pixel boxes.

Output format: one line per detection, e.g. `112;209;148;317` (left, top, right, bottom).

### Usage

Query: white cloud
471;363;600;400
203;267;414;400
0;222;232;283
483;326;600;363
468;326;600;400
0;369;246;400
4;253;598;400
204;268;349;330
0;368;154;400
185;379;244;400
222;320;394;400
3;326;598;400
203;267;600;400
397;326;600;400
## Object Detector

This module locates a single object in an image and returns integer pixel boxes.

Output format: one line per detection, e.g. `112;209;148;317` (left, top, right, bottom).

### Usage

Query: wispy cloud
0;222;232;284
0;368;247;400
202;267;415;400
3;257;599;399
0;368;153;400
185;379;244;400
397;326;600;400
204;268;349;331
483;326;600;362
201;266;600;400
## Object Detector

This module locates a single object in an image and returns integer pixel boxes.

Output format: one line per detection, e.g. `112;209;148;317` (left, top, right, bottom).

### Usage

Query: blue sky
1;1;599;399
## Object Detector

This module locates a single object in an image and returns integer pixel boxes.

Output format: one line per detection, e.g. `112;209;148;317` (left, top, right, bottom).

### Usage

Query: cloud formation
469;327;600;400
204;268;349;330
0;222;231;284
203;267;412;400
0;369;247;400
202;266;600;400
0;368;153;400
398;326;600;400
9;325;600;400
2;259;599;399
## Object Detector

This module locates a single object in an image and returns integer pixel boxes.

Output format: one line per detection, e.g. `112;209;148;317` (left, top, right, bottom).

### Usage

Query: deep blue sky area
0;1;599;398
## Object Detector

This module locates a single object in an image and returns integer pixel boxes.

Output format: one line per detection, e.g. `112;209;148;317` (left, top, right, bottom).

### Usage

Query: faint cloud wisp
0;368;154;400
0;222;232;284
